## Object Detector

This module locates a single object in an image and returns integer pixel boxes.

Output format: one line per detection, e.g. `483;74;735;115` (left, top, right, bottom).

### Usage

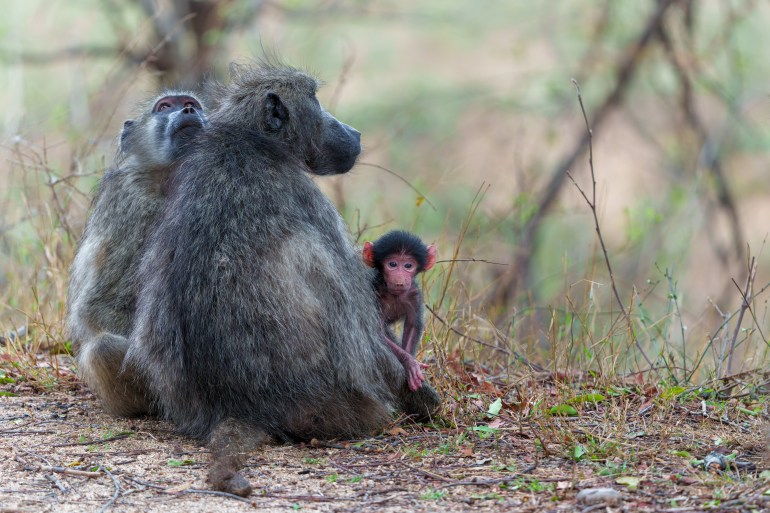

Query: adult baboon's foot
399;381;441;422
207;466;253;497
206;418;269;497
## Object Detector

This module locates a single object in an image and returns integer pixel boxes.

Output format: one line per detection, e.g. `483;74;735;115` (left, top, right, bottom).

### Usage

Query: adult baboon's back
127;64;438;464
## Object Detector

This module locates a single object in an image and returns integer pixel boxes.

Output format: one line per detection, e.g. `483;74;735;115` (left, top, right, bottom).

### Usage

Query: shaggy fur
67;91;206;416
124;63;440;496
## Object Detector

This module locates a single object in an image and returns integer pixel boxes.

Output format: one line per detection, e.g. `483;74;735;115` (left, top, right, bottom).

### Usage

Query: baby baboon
126;62;440;496
68;92;206;416
362;230;437;392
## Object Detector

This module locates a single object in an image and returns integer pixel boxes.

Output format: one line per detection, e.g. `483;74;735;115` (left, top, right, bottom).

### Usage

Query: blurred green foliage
3;0;770;379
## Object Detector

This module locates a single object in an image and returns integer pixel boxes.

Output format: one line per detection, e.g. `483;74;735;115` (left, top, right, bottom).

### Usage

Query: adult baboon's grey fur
68;92;207;417
125;63;440;496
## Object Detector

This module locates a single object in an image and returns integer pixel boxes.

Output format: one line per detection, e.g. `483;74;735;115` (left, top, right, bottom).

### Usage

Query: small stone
576;487;622;506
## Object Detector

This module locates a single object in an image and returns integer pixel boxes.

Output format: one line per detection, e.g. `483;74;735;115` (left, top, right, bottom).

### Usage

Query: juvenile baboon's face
120;93;207;168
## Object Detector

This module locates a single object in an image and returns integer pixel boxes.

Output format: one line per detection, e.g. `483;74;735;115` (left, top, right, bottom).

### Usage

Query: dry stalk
566;79;654;372
724;256;757;377
356;162;437;211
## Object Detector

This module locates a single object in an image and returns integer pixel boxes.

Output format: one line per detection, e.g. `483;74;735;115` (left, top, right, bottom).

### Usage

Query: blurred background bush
3;0;770;382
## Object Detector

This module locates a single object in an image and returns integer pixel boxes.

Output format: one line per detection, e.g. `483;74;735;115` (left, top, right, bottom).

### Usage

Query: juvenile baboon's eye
388;261;398;268
404;263;413;270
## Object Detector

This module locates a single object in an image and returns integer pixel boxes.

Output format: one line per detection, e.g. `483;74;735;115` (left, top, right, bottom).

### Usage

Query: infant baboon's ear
424;244;437;271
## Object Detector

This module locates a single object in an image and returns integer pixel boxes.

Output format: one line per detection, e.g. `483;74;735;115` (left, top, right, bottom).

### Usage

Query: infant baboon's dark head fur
369;230;434;273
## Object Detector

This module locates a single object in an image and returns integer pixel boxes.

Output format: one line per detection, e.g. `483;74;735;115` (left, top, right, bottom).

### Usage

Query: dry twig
566;79;655;371
493;0;679;304
96;465;120;513
356;162;437;211
724;256;757;376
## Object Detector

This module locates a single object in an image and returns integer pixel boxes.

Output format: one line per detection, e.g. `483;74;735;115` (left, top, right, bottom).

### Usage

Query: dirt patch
1;362;770;512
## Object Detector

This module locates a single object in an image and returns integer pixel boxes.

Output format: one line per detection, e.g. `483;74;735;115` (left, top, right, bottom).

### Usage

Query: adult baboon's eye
156;102;172;112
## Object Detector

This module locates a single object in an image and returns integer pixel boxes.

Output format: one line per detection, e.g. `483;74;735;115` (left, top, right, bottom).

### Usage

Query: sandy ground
0;390;552;513
2;364;770;512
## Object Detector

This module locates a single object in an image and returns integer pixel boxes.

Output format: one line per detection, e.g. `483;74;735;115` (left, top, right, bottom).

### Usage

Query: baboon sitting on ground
125;62;440;496
68;92;207;417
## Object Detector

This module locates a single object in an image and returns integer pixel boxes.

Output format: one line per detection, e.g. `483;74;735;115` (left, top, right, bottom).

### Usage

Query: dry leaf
488;418;504;429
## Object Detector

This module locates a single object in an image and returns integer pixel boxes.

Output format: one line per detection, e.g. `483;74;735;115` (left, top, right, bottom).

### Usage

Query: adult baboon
68;92;207;417
126;63;440;496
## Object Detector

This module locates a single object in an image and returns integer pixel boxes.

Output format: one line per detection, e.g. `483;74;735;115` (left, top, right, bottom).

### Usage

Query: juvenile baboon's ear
362;241;377;268
264;92;289;131
423;244;437;271
119;119;135;153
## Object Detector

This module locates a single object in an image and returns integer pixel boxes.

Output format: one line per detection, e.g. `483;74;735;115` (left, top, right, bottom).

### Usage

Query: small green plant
167;459;195;467
419;489;446;501
325;473;339;483
568;444;586;462
302;457;322;465
470;425;499;440
598;460;629;477
527;480;547;493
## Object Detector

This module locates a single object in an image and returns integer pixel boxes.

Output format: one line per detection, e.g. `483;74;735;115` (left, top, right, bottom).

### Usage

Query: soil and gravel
1;358;769;512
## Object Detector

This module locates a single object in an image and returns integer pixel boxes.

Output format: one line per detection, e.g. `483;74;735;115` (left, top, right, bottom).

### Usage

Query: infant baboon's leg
206;418;270;497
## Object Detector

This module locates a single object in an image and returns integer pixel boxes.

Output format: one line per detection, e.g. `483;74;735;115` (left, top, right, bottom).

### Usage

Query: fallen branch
97;465;120;513
14;455;101;478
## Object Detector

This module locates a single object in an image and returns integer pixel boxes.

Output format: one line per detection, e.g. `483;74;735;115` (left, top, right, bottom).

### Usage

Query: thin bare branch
725;256;757;376
426;304;543;371
357;162;437;210
568;79;655;371
494;0;680;305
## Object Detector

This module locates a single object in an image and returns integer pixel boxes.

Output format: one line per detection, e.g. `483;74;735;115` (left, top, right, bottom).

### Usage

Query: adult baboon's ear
264;92;289;131
119;119;135;153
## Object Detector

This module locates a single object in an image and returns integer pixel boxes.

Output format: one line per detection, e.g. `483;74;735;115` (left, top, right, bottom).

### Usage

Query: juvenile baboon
68;92;207;417
362;230;437;392
125;62;440;496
